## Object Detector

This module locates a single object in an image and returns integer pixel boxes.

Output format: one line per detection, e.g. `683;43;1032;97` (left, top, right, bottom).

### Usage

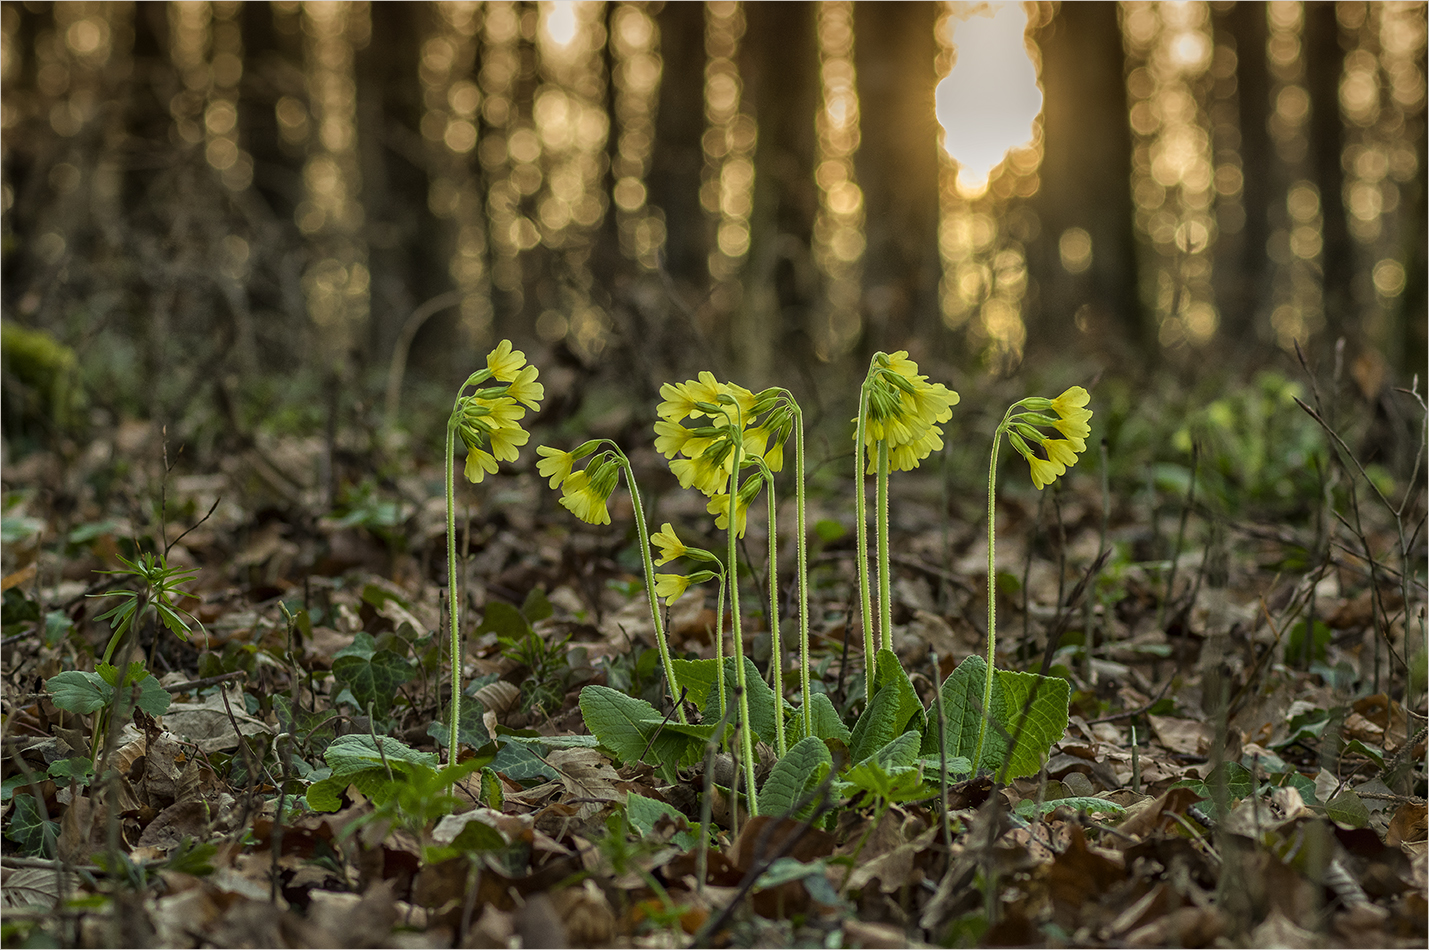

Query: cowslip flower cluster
455;340;544;484
653;371;790;538
1001;386;1093;489
535;441;616;525
858;351;960;472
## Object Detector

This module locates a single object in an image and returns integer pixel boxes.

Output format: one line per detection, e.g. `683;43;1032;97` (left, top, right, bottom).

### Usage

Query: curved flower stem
876;439;892;654
445;412;462;761
614;448;688;725
724;412;759;816
765;469;786;756
791;400;812;738
973;410;1014;772
854;381;875;698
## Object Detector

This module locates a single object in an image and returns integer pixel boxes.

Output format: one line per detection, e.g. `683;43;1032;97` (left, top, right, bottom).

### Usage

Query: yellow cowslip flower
487;423;529;463
858;351;959;473
1052;415;1091;446
656;380;700;423
464;446;499;483
654;572;692;605
762;434;784;474
706;490;751;538
506;364;544;410
1049;386;1091;421
1042;438;1079;469
535;445;575;488
653;419;695;459
558;469;611;525
1027;455;1065;490
650;522;688;565
486;339;527;382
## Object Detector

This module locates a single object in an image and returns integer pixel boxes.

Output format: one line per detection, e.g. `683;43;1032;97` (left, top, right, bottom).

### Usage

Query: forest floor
1;367;1426;948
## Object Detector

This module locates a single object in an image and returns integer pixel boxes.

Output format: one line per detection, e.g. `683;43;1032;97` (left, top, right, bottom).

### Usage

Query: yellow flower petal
536;445;575;489
650;523;688;565
486;339;527;382
654;572;691;605
464;447;499;484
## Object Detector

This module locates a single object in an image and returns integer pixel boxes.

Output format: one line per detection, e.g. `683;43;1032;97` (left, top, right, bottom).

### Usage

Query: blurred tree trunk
1034;1;1144;357
1303;1;1350;339
1223;0;1272;340
853;1;939;358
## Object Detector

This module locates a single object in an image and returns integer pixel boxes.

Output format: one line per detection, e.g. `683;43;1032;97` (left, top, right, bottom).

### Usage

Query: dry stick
637;687;688;766
929;651;954;860
1160;442;1198;648
1084;438;1111;685
1086;677;1173;725
1022;492;1043;646
381;290;463;434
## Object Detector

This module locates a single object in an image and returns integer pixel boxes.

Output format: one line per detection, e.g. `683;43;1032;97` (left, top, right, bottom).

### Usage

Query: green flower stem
714;570;727;729
724;412;759;817
973;409;1015;772
444;412;462;761
765;470;786;756
854;381;875;697
614;449;688;725
791;401;811;738
876;439;892;653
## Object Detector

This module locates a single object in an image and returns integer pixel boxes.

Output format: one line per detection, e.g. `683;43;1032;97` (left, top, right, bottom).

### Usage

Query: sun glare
935;2;1042;197
541;1;579;48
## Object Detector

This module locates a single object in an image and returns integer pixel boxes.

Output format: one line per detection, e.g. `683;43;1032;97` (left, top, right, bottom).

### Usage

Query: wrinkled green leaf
578;684;705;781
789;692;852;746
1014;796;1127;819
760;736;833;819
993;668;1071;781
46;670;109;714
324;733;436;779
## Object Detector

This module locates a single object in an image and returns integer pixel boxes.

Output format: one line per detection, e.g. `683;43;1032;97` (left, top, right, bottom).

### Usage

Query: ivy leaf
47;756;94;786
490;742;559;786
1014;797;1127;819
5;794;57;857
759;736;832;819
45;670;110;714
332;632;416;718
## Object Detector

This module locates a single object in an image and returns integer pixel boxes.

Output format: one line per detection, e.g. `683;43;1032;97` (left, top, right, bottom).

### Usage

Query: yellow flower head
486;339;527;383
464;446;499;484
654;572;691;606
650;522;688;565
858;351;959;473
535;445;575;489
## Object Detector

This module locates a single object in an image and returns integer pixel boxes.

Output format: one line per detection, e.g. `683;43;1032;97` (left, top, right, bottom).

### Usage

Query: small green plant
442;340;543;759
46;549;205;761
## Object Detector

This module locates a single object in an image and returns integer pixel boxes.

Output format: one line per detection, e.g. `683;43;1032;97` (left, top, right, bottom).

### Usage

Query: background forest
0;2;1425;948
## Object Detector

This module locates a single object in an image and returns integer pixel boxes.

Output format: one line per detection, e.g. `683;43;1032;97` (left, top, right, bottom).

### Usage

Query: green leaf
6;794;57;857
760;736;833;819
331;632;416;718
931;655;1003;773
993;668;1071;781
427;695;491;750
873;731;922;771
849;682;903;764
1326;789;1370;829
521;587;553;623
1172;761;1255;806
626;792;697;850
448;816;507;852
1014;796;1127;819
578;684;703;781
476;601;531;640
841;756;931;805
697;657;783;746
324;733;436;779
47;756;94;786
490;742;559;786
46;670;110;714
1285;619;1332;664
789;692;852;746
871;649;927;739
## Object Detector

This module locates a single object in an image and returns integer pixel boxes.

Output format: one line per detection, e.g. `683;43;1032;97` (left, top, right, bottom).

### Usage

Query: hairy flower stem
616;451;688;725
973;409;1015;772
876;440;892;653
791;401;812;738
765;471;786;756
854;381;875;698
444;413;462;761
715;573;727;729
724;410;759;816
